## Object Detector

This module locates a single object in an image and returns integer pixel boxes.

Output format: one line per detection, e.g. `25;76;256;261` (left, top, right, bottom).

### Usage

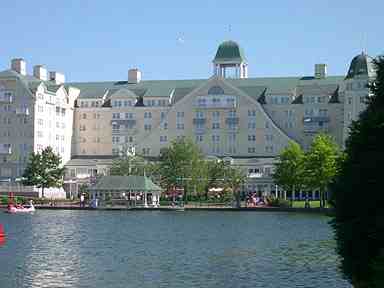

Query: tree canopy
331;57;384;287
22;147;65;198
273;141;305;196
305;133;341;207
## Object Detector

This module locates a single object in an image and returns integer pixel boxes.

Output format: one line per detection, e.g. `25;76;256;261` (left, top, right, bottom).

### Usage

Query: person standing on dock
80;194;85;208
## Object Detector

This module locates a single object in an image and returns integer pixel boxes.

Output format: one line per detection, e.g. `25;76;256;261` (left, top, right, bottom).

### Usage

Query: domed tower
213;40;248;79
342;52;376;144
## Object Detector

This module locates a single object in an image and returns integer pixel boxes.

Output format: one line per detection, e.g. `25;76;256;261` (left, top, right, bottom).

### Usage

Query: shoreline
0;204;334;215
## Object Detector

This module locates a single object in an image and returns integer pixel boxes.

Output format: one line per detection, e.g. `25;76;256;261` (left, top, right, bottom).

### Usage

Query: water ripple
0;210;351;288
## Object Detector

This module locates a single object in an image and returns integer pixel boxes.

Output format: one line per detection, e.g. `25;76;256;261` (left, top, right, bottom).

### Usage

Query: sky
0;0;383;82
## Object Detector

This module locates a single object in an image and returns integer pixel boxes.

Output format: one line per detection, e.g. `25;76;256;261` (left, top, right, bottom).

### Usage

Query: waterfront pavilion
88;175;162;207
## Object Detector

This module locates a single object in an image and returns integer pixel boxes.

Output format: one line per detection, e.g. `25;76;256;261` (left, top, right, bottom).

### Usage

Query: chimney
128;69;141;84
33;65;47;81
11;58;27;75
49;71;65;85
315;64;327;79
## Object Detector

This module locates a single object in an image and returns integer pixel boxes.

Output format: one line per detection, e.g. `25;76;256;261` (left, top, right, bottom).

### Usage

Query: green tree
158;138;205;201
304;133;341;208
110;154;148;176
331;57;384;287
224;166;246;208
203;160;227;199
273;141;305;200
22;147;65;198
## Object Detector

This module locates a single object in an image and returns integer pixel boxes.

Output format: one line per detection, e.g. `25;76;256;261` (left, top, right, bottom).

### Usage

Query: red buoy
0;224;5;238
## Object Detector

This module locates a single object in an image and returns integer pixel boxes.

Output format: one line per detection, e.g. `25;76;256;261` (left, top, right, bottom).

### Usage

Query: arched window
208;86;224;95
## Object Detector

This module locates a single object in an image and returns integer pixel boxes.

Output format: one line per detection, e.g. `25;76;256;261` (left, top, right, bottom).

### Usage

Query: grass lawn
291;200;325;208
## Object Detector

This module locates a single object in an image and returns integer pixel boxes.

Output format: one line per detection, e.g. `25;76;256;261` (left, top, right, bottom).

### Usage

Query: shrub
267;197;290;208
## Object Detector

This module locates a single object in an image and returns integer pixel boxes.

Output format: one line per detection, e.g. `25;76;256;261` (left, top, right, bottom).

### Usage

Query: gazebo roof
89;175;162;193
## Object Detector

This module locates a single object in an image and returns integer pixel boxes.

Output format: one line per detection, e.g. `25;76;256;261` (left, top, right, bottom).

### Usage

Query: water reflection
0;211;352;288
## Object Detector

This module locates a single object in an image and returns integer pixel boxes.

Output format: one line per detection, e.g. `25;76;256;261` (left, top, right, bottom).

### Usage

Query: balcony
225;117;239;125
195;102;236;109
0;145;12;155
15;107;29;116
110;119;136;126
193;118;206;125
303;116;330;134
0;95;12;103
112;127;138;135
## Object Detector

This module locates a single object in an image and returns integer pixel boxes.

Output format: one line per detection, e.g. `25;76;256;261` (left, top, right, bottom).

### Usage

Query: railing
195;102;236;109
225;117;239;125
15;108;29;115
0;95;12;103
192;118;206;125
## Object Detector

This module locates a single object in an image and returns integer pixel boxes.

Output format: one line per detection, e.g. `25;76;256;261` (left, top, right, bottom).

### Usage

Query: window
112;113;120;119
248;122;256;129
161;111;166;119
112;136;120;144
144;124;152;131
208;86;224;95
197;98;207;107
348;97;352;105
195;111;204;119
124;100;132;107
177;111;184;118
38;119;44;126
360;96;366;104
265;135;273;141
37;131;43;138
142;148;150;155
228;110;236;118
38;105;44;113
144;112;152;119
177;123;184;130
265;146;274;153
163;122;168;130
305;108;314;116
212;135;220;142
248;147;256;153
160;135;168;143
248;135;256;141
212;111;220;119
196;135;203;142
125;112;134;119
212;123;220;129
248;110;256;117
228;133;236;142
319;109;328;117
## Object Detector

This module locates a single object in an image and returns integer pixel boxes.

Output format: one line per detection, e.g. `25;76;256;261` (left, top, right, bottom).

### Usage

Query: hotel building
0;41;376;198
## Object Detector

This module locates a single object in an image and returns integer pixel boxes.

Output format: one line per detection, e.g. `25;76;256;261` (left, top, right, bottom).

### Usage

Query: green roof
213;40;247;63
345;53;376;79
90;175;162;193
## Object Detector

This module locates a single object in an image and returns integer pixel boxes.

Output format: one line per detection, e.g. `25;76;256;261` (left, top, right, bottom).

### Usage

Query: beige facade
0;41;376;198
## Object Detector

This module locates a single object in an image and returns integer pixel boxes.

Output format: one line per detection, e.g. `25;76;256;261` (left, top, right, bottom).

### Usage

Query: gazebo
88;175;162;207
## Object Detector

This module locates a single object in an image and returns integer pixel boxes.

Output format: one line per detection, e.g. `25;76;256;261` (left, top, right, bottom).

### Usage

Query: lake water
0;210;351;288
